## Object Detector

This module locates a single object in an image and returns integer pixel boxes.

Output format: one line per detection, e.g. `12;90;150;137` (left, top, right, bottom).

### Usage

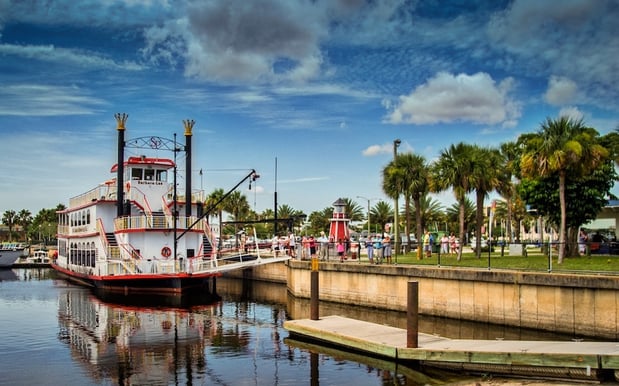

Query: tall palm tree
498;141;520;243
395;153;429;253
431;143;476;260
382;158;405;240
520;117;608;263
470;146;502;258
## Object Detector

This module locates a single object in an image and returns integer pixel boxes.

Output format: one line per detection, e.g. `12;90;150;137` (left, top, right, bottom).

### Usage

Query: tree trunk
558;171;567;263
415;196;423;260
404;195;411;253
458;200;465;261
475;190;485;259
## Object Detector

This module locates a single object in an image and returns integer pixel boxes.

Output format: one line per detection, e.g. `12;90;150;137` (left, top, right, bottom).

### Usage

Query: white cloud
0;43;143;71
544;76;578;106
0;84;106;116
383;72;520;127
558;106;584;121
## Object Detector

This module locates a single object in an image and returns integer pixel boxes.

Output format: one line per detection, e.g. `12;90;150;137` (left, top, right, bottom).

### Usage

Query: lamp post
393;139;401;262
356;196;378;239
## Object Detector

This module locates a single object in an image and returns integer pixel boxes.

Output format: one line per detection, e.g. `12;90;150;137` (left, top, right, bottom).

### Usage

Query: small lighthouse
328;198;350;243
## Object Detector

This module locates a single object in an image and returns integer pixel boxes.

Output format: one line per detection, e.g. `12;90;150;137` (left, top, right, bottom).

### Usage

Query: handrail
114;215;206;231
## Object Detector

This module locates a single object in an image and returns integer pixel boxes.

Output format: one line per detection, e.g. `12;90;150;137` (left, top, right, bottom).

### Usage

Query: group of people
364;234;393;264
272;231;331;260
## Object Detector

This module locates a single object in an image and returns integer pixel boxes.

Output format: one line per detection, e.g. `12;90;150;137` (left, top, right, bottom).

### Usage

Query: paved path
284;315;619;381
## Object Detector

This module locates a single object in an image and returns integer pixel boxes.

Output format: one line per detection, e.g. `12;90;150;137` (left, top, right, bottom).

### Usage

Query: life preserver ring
161;246;172;258
125;181;131;193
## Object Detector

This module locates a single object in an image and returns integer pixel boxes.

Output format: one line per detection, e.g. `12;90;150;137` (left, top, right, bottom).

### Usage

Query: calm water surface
0;269;591;385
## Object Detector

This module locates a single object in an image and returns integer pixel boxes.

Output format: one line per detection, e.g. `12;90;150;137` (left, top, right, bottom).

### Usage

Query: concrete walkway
284;315;619;381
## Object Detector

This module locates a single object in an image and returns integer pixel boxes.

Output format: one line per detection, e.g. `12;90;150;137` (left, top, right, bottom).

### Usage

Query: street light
393;139;401;263
357;196;378;238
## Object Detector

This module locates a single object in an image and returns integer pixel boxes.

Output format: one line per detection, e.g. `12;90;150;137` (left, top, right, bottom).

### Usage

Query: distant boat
26;250;51;264
53;115;280;296
0;243;27;269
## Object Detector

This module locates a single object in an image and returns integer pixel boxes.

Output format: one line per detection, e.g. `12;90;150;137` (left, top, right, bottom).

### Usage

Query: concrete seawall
225;260;619;339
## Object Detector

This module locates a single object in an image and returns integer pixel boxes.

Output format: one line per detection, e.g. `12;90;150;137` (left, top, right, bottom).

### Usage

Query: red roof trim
110;157;175;172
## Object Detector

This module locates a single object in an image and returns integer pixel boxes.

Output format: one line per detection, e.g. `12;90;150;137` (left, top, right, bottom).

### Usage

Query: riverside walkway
284;315;619;382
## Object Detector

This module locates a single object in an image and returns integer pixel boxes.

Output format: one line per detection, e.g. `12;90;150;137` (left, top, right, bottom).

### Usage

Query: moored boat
53;114;271;296
0;243;28;268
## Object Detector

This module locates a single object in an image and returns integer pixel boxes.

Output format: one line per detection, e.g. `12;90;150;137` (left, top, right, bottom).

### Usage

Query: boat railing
69;184;115;208
114;215;206;231
128;185;153;216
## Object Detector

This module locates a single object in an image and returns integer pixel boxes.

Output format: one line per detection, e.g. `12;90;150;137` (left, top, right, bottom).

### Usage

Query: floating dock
284;315;619;381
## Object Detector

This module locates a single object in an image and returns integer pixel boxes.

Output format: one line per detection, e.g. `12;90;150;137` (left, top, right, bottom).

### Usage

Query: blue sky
1;0;618;218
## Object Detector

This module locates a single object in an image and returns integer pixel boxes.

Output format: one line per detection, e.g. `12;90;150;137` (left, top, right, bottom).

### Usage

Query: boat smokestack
115;113;128;217
183;119;194;219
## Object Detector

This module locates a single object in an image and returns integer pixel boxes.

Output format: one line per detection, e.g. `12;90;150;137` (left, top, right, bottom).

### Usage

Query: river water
0;268;596;385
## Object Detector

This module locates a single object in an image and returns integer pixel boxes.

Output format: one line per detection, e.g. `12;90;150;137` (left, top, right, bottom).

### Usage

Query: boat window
132;168;142;180
144;169;155;181
156;170;167;182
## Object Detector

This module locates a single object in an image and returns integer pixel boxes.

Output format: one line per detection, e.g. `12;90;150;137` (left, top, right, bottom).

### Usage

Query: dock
284;315;619;381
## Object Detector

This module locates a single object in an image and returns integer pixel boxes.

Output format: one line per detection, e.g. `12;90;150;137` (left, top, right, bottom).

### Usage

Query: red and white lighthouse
328;198;350;242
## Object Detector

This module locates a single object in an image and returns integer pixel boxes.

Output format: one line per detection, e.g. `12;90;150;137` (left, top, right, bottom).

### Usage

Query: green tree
395;153;429;253
308;207;332;237
369;200;393;235
17;209;32;242
341;197;364;223
519;117;608;263
445;197;475;239
431;143;476;260
2;210;17;241
470;146;503;257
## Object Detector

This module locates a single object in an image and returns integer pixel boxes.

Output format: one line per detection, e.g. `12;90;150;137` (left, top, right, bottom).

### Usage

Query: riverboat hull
52;262;220;295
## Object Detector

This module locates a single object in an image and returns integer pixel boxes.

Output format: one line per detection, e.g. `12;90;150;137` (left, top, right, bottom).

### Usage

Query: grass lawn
386;248;619;274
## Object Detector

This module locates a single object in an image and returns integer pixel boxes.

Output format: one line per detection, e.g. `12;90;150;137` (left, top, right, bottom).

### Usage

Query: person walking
317;231;329;260
423;231;432;258
366;236;374;264
337;239;346;262
382;234;392;264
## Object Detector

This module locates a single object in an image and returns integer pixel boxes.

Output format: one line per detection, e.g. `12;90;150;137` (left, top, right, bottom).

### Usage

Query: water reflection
16;270;582;385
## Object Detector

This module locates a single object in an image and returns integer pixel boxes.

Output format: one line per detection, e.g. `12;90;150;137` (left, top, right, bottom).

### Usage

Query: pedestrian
578;229;588;255
440;234;449;255
366;236;374;264
288;232;296;259
448;232;457;255
337;239;346;262
382;233;392;264
317;231;329;260
309;235;317;258
423;231;432;258
373;236;382;264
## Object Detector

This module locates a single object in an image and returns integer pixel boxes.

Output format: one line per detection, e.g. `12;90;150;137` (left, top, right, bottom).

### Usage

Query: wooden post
407;281;418;348
310;257;319;320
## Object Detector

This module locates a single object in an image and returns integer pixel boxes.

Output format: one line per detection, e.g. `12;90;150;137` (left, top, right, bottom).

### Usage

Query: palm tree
470;146;502;257
520;117;608;263
17;209;32;242
445;197;476;239
369;200;393;235
382;158;405;241
342;197;364;223
395;153;429;253
205;188;226;247
497;141;520;243
2;210;17;241
431;143;476;260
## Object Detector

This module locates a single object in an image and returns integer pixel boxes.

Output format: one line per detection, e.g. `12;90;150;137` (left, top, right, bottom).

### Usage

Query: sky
1;0;618;219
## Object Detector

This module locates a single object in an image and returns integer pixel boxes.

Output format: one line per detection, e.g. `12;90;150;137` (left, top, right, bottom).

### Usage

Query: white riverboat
53;114;282;296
